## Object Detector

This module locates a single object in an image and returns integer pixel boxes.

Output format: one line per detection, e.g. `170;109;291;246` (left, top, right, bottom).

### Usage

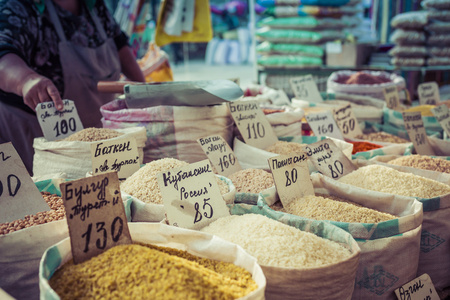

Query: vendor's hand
21;74;63;111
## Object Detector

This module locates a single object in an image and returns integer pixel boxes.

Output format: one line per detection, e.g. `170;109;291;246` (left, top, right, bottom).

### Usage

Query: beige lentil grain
388;155;450;174
228;169;274;193
356;132;409;143
62;127;123;142
265;141;306;155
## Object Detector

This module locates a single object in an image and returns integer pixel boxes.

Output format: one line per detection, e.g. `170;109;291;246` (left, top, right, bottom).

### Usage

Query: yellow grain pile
356;132;409;143
388;155;450;174
62;127;123;142
339;164;450;198
49;243;257;300
228;169;274;193
265;141;306;155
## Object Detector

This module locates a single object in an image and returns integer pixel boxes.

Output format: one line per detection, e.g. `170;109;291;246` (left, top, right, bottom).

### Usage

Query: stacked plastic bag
423;0;450;66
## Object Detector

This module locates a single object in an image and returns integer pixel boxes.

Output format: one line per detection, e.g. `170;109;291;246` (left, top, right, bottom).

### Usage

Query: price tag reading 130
228;100;278;150
157;159;231;230
36;100;83;141
197;135;242;177
402;112;435;156
305;111;344;140
60;172;132;264
303;139;356;179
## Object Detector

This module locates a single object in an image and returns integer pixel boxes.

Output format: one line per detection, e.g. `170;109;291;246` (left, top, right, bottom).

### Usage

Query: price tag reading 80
36;100;84;141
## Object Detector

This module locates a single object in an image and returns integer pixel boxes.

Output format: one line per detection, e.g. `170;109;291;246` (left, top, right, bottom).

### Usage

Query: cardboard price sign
60;172;132;264
157;159;230;230
333;104;363;139
0;142;51;223
228;100;278;150
418;82;440;106
289;74;324;102
91;136;140;180
394;274;439;300
402;112;435;156
197;135;242;177
303;139;356;179
431;104;450;138
268;152;314;207
383;86;401;110
305;111;344;140
35;100;83;141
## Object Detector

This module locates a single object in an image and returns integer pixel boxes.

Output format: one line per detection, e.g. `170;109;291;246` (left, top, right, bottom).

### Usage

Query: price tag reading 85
36;100;84;141
402;112;435;156
228;100;278;150
289;75;324;103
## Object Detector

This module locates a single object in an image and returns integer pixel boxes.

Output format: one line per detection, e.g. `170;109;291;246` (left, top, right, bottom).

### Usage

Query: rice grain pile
62;127;123;142
201;214;351;268
356;132;409;143
339;164;450;198
227;169;274;193
0;192;65;235
388;155;450;174
49;243;257;300
265;141;306;155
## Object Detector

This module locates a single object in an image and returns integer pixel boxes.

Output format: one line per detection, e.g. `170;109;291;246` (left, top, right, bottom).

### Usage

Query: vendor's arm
118;46;145;82
0;53;63;111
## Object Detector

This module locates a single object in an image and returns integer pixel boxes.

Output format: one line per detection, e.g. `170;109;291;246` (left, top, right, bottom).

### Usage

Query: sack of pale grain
39;223;266;300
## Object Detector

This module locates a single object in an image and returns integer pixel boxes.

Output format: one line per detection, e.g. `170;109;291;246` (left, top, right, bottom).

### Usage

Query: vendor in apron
0;0;145;173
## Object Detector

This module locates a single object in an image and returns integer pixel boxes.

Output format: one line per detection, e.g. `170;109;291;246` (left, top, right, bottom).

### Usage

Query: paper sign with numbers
268;152;314;207
91;136;140;180
35;100;83;141
157;159;231;230
228;100;278;150
305;111;344;140
0;142;51;223
333;104;363;139
418;82;440;106
431;105;450;138
383;86;401;110
60;172;132;264
197;135;242;177
303;139;356;179
402;112;435;156
289;75;323;102
394;273;439;300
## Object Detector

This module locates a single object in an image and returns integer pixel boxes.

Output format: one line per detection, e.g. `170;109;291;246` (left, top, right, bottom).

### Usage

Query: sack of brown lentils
39;222;267;300
257;173;423;300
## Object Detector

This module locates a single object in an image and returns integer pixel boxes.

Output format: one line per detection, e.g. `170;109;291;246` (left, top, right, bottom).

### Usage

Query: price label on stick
91;136;140;180
0;142;51;223
305;111;344;140
418;82;440;106
431;104;450;138
157;159;231;230
35;100;83;141
303;139;356;179
268;152;314;207
333;104;363;139
60;172;132;264
394;273;439;300
383;86;401;110
228;100;278;150
197;135;242;177
402;112;435;156
289;74;324;103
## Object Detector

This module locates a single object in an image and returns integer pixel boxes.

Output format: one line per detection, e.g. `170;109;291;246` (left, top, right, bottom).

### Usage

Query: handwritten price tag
289;75;324;102
394;273;439;300
303;139;356;179
35;100;83;141
402;112;435;156
197;135;242;177
268;152;314;207
333;104;363;139
431;104;450;138
383;86;401;110
228;100;278;150
60;172;132;264
157;159;230;230
418;82;440;106
91;136;140;180
305;111;344;140
0;142;50;223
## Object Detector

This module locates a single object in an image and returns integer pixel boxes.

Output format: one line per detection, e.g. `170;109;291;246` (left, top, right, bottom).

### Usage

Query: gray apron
46;0;121;128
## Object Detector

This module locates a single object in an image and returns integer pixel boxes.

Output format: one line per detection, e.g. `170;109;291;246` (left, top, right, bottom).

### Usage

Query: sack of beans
257;173;423;300
33;127;147;179
39;222;266;300
225;206;360;300
100;99;234;164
